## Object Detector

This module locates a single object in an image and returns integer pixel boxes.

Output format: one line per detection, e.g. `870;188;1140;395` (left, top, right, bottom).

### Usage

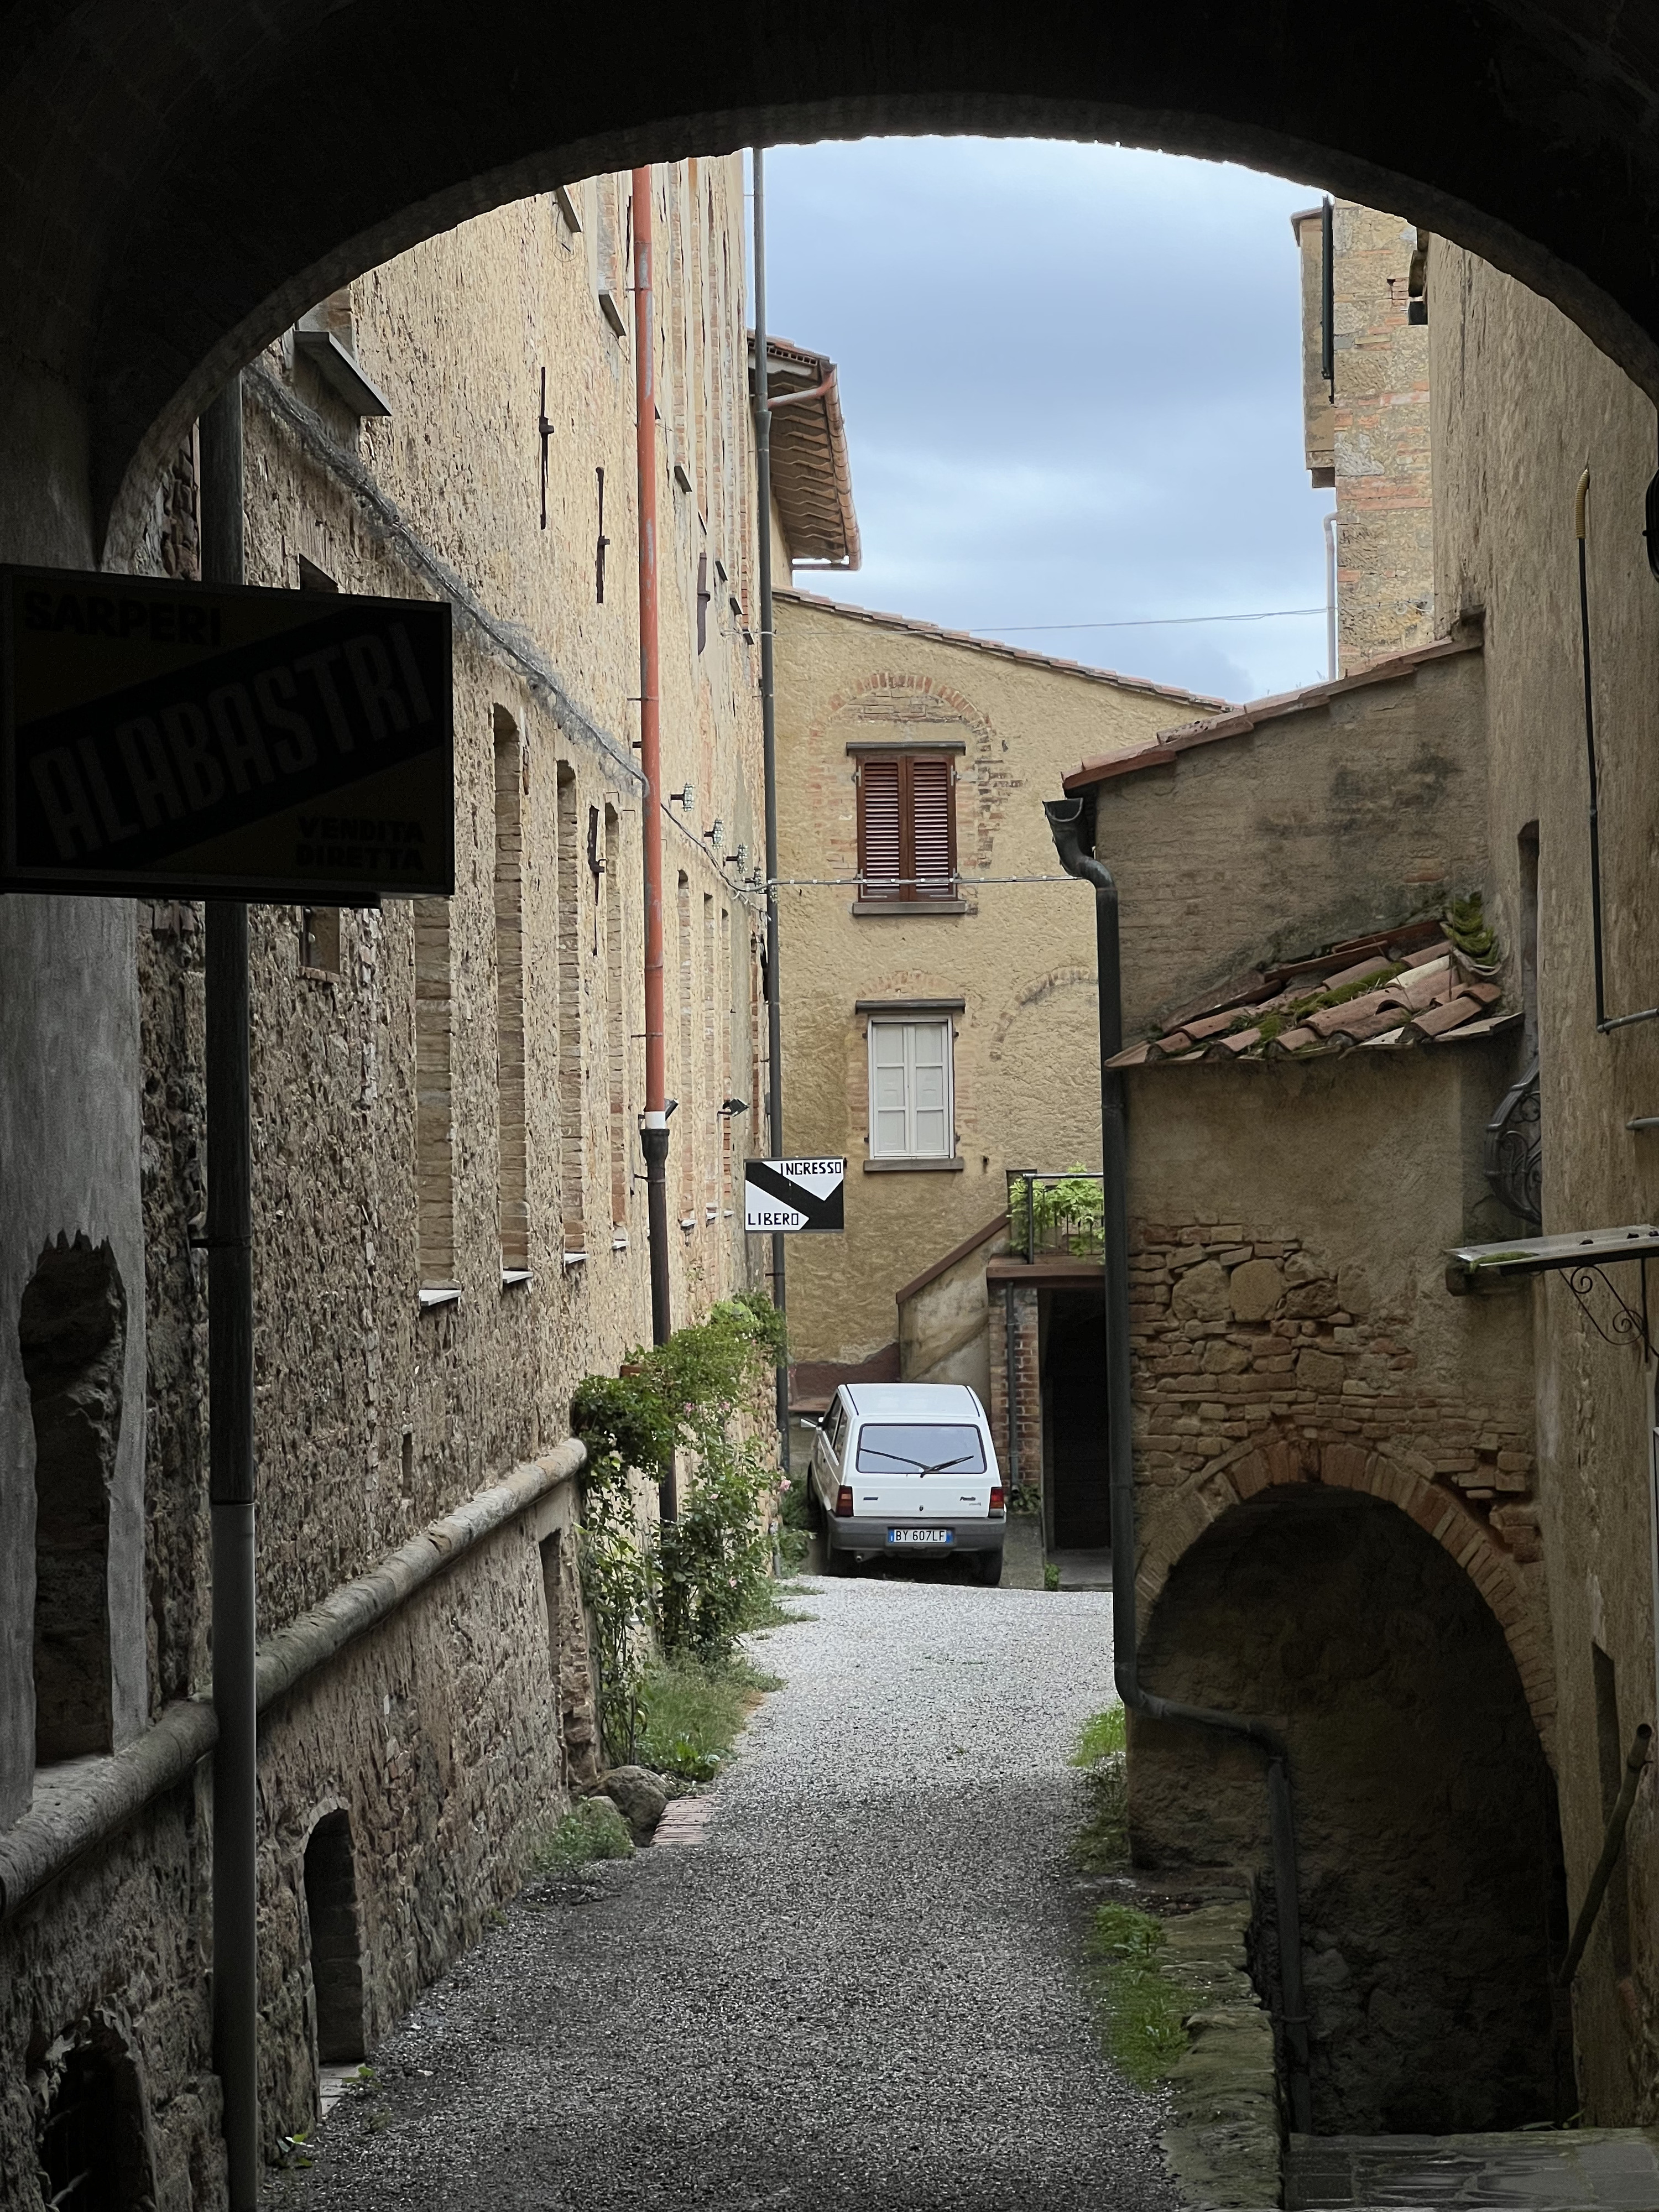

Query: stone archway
1134;1485;1569;2135
6;6;1659;563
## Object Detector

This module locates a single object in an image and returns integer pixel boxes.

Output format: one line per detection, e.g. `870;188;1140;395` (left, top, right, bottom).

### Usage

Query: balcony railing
1005;1170;1105;1264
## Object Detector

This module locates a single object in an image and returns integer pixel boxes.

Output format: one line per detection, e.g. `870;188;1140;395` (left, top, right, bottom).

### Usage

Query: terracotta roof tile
1109;907;1512;1070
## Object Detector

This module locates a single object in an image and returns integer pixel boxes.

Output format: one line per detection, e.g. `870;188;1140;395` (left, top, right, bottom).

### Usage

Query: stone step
1287;2129;1659;2210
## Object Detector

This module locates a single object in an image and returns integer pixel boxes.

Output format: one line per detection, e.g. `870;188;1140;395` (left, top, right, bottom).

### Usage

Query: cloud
761;137;1338;702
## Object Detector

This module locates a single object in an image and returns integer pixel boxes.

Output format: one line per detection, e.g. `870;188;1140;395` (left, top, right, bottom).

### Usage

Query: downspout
200;374;260;2212
752;145;789;1450
632;166;674;1411
1044;792;1313;2135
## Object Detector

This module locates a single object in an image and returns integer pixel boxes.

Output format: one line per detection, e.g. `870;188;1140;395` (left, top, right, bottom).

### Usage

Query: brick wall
1130;1214;1552;1733
987;1281;1042;1503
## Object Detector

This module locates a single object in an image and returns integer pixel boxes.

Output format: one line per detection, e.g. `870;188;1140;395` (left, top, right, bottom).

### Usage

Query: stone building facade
0;160;796;2209
1294;200;1434;675
771;588;1225;1536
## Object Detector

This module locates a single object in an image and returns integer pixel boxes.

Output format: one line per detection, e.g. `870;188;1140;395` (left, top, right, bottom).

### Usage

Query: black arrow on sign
744;1160;844;1232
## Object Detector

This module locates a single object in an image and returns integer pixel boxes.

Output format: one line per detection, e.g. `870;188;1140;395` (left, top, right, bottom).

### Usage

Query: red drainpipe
633;165;672;1368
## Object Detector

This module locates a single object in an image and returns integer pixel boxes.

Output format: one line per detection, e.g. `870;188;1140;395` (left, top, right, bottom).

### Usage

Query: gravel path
269;1573;1180;2212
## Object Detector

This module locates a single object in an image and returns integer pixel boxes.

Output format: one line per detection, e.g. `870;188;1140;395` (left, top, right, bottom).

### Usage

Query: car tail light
834;1485;854;1518
989;1486;1006;1515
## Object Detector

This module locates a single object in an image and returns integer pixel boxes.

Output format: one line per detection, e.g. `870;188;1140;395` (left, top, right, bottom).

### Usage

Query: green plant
532;1795;635;1876
572;1295;788;1752
1072;1705;1126;1766
1443;890;1496;961
1043;1562;1062;1592
635;1652;782;1781
1072;1703;1130;1869
1084;1902;1197;2086
570;1371;677;1476
1009;1170;1104;1254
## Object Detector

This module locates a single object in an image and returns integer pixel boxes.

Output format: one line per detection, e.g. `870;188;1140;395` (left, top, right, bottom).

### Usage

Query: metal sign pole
200;374;259;2212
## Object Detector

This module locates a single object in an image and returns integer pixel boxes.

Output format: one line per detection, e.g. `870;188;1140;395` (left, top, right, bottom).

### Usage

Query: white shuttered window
868;1019;954;1159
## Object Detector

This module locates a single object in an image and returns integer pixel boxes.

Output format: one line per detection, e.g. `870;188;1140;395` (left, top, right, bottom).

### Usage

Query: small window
300;907;341;974
857;754;956;901
868;1017;954;1160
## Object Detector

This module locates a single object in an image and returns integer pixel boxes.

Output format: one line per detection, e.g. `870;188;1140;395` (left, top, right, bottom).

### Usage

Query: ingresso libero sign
1;566;453;901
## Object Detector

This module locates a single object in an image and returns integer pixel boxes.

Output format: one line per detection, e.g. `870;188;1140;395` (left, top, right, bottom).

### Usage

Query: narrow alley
267;1578;1176;2212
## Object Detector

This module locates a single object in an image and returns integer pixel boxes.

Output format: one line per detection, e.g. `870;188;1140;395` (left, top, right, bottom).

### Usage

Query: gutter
0;1443;584;1924
1043;792;1313;2133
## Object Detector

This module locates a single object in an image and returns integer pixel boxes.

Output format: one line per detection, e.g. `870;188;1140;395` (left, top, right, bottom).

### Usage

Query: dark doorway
1134;1486;1567;2133
34;2028;154;2211
1042;1288;1110;1550
304;1811;367;2065
21;1235;127;1764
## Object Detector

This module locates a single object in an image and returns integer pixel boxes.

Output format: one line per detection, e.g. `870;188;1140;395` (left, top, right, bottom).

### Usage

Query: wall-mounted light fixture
718;1097;749;1117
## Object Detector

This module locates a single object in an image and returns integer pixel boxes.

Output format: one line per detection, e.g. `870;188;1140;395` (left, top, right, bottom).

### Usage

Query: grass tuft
1084;1902;1196;2086
531;1795;634;1876
1071;1704;1130;1870
636;1652;782;1783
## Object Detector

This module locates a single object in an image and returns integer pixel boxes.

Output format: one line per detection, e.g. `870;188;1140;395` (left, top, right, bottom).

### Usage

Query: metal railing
1005;1169;1106;1263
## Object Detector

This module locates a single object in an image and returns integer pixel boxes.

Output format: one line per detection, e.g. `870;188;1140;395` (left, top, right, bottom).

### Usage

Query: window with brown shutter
856;753;957;901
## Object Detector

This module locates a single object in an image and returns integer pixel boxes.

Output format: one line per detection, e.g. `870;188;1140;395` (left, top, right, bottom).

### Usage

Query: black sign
744;1157;846;1234
1;566;454;900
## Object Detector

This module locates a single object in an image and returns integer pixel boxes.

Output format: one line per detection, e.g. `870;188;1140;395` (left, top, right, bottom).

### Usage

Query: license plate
888;1527;953;1546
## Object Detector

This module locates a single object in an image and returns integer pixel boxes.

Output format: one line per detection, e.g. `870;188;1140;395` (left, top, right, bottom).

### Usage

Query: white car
808;1381;1006;1587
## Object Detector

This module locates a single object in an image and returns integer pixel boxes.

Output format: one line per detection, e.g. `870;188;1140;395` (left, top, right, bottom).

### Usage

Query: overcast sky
758;138;1334;707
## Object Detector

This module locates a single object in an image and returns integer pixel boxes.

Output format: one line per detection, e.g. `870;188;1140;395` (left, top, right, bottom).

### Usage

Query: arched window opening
304;1811;367;2065
21;1235;126;1765
34;2027;153;2211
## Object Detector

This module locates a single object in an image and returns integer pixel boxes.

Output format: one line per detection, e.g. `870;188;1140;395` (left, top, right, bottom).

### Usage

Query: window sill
863;1157;964;1173
294;326;392;418
562;1251;587;1271
611;1230;630;1252
419;1286;461;1311
852;899;968;918
500;1269;533;1290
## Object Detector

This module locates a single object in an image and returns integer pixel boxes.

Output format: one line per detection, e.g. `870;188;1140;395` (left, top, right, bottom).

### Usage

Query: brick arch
4;4;1656;554
1137;1441;1556;1744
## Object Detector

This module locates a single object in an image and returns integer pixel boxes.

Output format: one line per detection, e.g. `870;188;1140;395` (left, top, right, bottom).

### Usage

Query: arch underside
1140;1438;1556;1740
2;3;1658;553
1136;1484;1568;2133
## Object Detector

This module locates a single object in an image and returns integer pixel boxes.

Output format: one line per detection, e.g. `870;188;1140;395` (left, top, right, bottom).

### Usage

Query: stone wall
2;162;768;2208
1294;201;1434;674
1088;643;1489;1042
1121;1045;1550;1736
1428;234;1659;2124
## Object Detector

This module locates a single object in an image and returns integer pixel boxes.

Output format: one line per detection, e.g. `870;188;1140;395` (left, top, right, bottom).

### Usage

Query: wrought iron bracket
1483;1058;1541;1224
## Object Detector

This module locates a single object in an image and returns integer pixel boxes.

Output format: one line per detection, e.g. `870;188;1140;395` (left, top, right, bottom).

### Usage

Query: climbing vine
571;1293;787;1755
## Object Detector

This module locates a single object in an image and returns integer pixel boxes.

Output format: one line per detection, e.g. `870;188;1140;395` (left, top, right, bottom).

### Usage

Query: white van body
810;1381;1006;1585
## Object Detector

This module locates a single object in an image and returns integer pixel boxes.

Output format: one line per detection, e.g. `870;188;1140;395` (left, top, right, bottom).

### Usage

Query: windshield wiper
914;1454;976;1477
858;1450;929;1472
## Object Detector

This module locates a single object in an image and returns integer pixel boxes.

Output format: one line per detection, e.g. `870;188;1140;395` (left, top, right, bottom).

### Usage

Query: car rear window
854;1423;986;1475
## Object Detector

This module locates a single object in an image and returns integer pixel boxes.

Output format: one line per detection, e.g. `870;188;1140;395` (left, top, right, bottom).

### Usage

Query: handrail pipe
1044;792;1313;2133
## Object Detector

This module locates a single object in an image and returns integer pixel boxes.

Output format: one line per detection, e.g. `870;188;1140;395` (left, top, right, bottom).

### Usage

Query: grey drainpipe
1044;794;1313;2135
